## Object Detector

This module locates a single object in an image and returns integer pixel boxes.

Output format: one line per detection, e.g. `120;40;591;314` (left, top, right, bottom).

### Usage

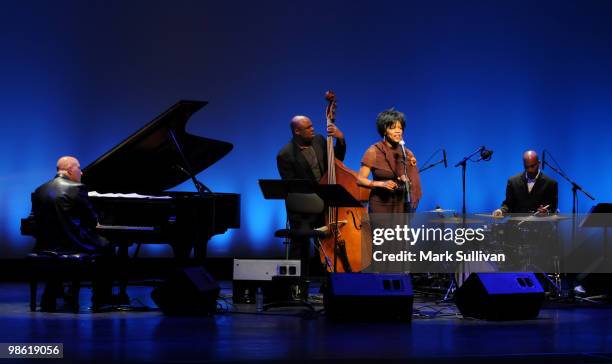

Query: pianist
30;156;113;311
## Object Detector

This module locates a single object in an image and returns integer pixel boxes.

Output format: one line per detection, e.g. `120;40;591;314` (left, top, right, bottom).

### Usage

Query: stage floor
0;282;611;363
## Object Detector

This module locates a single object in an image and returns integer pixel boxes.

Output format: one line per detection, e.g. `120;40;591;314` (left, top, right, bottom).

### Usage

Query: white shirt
526;170;540;193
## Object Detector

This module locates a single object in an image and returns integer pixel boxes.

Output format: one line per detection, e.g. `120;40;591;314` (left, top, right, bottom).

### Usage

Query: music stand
258;180;363;273
258;179;323;310
258;178;321;271
315;184;363;208
258;179;317;200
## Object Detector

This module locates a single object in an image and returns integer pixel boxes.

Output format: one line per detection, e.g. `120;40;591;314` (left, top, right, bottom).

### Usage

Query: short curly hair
375;109;405;137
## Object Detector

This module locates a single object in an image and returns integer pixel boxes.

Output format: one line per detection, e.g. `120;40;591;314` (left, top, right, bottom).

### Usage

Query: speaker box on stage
455;272;545;321
151;266;220;316
324;273;413;322
232;259;303;303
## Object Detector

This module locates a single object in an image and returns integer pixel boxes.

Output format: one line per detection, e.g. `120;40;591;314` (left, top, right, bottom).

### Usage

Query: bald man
31;156;112;310
277;115;346;181
493;150;558;216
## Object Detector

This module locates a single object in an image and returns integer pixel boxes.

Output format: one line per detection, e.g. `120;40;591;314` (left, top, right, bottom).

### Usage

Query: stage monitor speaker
151;266;220;316
324;273;413;322
455;272;544;320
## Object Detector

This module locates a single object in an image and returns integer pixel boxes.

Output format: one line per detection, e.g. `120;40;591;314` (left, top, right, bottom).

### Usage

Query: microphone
443;149;448;168
480;146;493;161
542;150;546;170
399;140;407;160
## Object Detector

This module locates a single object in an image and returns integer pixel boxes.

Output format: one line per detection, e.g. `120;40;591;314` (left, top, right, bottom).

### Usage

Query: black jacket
501;172;558;213
276;135;346;182
31;175;109;253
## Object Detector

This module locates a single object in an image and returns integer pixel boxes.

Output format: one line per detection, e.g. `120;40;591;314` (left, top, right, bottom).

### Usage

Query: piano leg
193;236;211;260
171;243;193;260
117;243;130;305
171;235;211;260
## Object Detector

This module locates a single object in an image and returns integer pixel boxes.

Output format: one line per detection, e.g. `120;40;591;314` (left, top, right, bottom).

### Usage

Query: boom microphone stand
419;148;448;173
541;149;595;214
454;146;493;215
541;149;595;299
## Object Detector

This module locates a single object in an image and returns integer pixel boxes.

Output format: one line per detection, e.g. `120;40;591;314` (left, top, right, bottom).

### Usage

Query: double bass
319;91;370;272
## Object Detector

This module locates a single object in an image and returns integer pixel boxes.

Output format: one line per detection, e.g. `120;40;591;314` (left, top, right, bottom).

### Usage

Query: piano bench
26;252;98;313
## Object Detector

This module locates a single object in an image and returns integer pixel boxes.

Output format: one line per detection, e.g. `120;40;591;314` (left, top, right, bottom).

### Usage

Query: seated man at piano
30;156;113;311
493;150;558;216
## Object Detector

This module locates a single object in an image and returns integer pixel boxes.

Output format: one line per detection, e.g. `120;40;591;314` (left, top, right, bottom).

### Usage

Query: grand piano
21;100;240;259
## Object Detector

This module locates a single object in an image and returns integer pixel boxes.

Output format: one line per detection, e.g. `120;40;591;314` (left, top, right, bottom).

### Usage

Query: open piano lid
82;100;233;194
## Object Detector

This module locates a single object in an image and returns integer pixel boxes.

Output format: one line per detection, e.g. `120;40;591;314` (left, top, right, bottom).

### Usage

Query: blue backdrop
1;0;611;258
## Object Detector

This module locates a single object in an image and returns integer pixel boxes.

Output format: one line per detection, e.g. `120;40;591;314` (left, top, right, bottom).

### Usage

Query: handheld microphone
443;149;448;168
542;150;546;170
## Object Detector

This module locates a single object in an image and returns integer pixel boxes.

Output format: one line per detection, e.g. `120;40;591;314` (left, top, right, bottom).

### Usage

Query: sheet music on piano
96;224;156;231
89;191;172;200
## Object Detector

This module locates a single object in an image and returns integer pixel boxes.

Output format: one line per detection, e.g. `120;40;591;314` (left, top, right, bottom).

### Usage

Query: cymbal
507;215;570;222
429;217;484;224
427;208;456;213
474;213;505;219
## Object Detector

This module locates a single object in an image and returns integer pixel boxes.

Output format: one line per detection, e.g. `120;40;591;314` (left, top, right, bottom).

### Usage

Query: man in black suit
277;115;346;181
32;156;110;253
31;156;113;311
493;150;558;216
276;115;346;261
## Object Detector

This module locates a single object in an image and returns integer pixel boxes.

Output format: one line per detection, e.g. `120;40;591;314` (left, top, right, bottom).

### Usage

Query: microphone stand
419;148;447;173
454;146;485;215
399;143;412;212
542;159;595;214
541;154;595;300
419;158;445;173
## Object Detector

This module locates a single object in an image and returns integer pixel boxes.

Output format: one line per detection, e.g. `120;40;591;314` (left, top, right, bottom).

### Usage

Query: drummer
493;150;558;216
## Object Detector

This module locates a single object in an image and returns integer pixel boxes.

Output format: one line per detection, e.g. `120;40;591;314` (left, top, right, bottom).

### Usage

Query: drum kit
412;208;570;298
